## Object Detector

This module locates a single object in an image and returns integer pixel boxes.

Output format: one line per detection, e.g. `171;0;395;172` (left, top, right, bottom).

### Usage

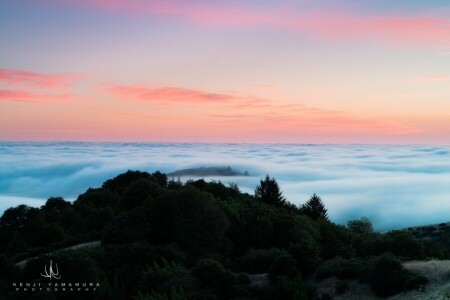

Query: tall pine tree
301;194;328;220
254;175;286;207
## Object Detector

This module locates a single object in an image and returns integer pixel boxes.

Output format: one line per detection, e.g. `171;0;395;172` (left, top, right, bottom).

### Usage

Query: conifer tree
301;194;328;220
254;175;286;207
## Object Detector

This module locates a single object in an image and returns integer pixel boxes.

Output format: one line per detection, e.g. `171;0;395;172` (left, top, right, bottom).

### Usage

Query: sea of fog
1;142;450;231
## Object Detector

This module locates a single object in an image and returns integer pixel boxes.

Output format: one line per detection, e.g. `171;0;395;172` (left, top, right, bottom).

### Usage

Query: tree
41;197;71;213
301;194;328;221
75;188;119;209
151;171;168;188
119;179;160;211
254;175;286;207
347;217;373;234
102;170;152;195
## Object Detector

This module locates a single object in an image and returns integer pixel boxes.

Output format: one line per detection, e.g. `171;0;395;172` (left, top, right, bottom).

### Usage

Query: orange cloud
211;103;422;137
0;68;85;89
97;79;424;138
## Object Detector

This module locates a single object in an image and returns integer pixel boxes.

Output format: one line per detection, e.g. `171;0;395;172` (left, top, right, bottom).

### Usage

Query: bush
102;170;152;195
150;188;230;258
135;288;187;300
268;254;298;281
275;275;308;300
102;207;152;244
233;248;284;273
366;254;427;297
119;179;160;211
315;257;365;279
288;242;321;276
347;217;373;234
75;188;119;209
192;259;235;298
375;231;424;259
137;260;186;295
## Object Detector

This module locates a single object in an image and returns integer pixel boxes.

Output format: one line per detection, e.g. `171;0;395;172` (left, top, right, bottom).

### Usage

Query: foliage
232;248;284;273
366;254;427;297
135;288;187;300
254;175;287;207
275;275;308;300
268;253;298;281
315;257;365;279
301;194;328;221
136;260;186;295
192;259;235;298
119;179;160;211
0;170;442;299
288;242;321;276
347;217;374;234
74;188;119;209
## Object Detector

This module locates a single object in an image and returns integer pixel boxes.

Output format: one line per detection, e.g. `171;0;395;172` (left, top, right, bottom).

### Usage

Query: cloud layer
44;0;450;46
1;142;449;231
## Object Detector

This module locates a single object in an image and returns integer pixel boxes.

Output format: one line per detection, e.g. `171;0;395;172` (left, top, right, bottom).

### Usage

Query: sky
0;0;449;143
1;142;450;231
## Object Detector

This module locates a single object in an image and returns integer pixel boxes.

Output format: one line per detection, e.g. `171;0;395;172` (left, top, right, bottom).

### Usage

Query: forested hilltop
1;170;449;299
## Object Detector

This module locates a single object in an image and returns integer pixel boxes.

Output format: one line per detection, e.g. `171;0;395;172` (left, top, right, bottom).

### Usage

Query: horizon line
1;140;449;147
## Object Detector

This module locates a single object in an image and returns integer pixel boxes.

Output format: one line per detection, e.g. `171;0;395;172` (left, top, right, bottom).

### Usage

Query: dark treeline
1;170;449;299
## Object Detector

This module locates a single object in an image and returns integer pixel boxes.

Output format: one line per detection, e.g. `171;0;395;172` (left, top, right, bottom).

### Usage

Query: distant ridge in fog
168;166;249;177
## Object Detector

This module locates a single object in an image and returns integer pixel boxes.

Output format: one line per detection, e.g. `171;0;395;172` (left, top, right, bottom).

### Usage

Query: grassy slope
315;260;450;300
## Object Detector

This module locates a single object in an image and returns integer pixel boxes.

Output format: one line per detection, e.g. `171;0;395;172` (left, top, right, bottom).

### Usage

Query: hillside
1;170;449;300
167;166;249;177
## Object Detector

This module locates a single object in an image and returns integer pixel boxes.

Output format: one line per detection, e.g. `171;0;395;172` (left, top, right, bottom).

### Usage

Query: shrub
192;259;235;298
268;254;298;281
376;231;424;259
135;288;187;300
75;188;119;209
347;217;373;234
233;248;284;273
102;170;152;195
315;257;365;280
119;179;160;211
137;260;186;295
275;275;308;300
366;254;427;297
288;242;321;276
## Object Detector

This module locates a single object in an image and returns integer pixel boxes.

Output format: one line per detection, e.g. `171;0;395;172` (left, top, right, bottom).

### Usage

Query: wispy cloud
99;80;422;138
402;75;450;82
0;68;85;89
102;83;242;103
0;68;89;103
49;0;450;46
419;75;450;82
0;89;88;103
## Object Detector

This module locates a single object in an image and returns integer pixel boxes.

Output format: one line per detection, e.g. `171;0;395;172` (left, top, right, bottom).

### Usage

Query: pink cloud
99;79;423;137
0;68;85;89
211;104;422;136
0;89;88;103
50;0;450;46
103;83;243;103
